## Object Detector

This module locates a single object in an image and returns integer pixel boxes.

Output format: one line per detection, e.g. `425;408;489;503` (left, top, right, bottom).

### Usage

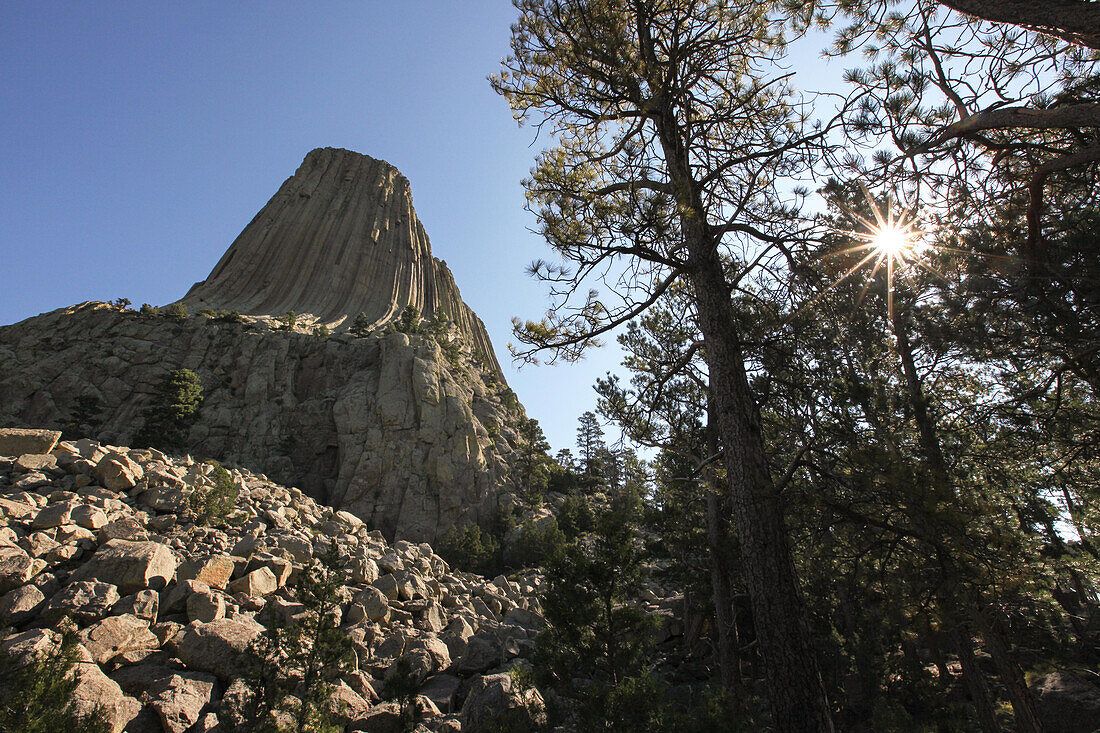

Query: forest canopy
492;0;1099;730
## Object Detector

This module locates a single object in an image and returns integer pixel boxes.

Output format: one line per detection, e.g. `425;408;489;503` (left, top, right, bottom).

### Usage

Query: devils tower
0;148;527;541
179;147;502;374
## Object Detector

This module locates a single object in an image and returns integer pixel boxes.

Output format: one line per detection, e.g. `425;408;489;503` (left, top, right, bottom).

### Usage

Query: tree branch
1026;143;1100;251
936;0;1100;49
912;103;1100;153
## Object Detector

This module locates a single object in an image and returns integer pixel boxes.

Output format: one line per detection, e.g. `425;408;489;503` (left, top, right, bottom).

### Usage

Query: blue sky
0;1;841;454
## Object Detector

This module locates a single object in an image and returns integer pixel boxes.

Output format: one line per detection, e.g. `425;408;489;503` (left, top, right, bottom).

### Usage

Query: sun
870;223;914;258
793;187;935;323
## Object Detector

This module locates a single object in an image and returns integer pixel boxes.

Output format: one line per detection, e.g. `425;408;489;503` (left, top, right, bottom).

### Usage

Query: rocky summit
0;148;530;543
0;428;548;732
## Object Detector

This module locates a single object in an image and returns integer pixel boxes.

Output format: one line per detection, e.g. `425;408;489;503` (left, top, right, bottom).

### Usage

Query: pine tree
0;631;112;733
575;411;606;486
349;312;372;338
534;486;659;729
134;368;203;452
244;547;354;733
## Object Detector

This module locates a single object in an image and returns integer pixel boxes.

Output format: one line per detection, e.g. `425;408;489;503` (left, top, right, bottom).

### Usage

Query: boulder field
0;427;547;732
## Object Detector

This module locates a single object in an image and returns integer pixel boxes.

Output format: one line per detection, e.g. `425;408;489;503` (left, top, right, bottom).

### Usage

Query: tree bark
935;0;1100;49
974;606;1045;732
627;5;833;728
953;625;1003;733
891;304;1042;731
686;245;833;731
706;478;741;691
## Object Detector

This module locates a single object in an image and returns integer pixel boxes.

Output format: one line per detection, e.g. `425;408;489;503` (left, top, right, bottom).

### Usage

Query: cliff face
178;147;501;375
0;148;526;542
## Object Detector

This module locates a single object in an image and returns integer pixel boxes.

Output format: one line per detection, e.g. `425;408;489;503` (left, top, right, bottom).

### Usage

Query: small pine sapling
349;312;372;338
0;630;112;733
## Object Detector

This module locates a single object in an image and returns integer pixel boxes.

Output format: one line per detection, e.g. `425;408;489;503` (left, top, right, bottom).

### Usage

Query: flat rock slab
0;428;62;457
68;539;177;594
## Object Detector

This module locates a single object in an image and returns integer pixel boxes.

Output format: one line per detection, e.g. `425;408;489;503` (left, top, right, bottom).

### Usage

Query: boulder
327;681;374;725
78;613;159;664
69;659;144;732
44;580;120;623
1;627;62;665
94;451;145;491
420;673;462;713
0;582;47;623
71;503;108;530
461;672;546;733
31;501;76;529
228;566;278;598
0;544;35;593
113;588;160;621
187;589;226;623
0;428;62;456
176;617;264;679
97;517;149;543
177;554;236;589
455;635;500;675
15;453;58;473
67;539;177;593
354;586;391;622
150;672;217;733
1031;671;1100;733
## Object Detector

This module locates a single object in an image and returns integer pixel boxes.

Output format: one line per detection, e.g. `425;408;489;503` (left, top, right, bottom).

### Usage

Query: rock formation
0;148;528;542
0;430;547;732
178;146;501;376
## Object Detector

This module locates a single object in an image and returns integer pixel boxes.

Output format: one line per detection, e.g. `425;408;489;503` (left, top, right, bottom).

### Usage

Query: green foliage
111;297;131;310
214;309;244;323
381;656;422;730
438;523;500;575
423;312;466;369
133;368;203;452
555;494;595;539
275;311;298;331
534;488;657;728
197;308;216;318
349;312;372;338
139;303;159;317
313;324;331;338
244;547;354;733
189;462;240;526
504;516;567;570
163;302;188;322
575;411;607;489
61;394;103;441
394;304;423;334
0;630;112;733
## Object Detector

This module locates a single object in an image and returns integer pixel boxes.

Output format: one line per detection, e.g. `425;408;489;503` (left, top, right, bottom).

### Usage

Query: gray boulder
461;672;546;733
1031;671;1100;733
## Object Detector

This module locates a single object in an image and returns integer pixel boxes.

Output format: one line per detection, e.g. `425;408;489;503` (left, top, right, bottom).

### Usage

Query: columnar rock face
0;148;527;542
178;147;501;375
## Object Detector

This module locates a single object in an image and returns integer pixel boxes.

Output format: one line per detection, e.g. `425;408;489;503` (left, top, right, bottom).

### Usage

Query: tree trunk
633;10;832;725
892;305;1042;731
684;225;833;731
706;486;740;691
922;615;952;682
974;606;1044;732
953;625;1003;733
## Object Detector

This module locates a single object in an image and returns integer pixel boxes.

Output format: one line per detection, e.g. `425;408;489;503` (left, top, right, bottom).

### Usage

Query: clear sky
0;1;840;454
